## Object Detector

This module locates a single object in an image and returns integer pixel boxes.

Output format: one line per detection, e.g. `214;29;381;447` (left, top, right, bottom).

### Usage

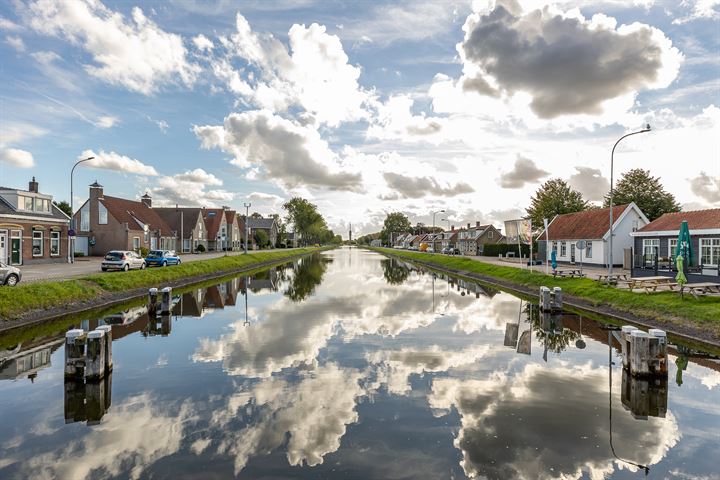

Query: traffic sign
68;229;76;237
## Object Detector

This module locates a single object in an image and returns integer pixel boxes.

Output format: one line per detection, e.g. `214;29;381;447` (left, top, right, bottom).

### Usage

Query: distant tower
349;223;353;242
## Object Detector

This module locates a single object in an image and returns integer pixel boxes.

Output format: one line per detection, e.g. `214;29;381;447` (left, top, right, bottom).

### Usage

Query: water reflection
1;248;719;479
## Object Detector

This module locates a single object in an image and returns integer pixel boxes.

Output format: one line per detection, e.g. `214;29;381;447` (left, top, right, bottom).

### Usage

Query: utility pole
69;156;94;263
244;202;251;254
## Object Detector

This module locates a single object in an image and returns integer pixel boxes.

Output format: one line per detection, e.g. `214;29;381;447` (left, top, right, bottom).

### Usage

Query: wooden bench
627;276;675;293
553;269;586;278
683;282;720;299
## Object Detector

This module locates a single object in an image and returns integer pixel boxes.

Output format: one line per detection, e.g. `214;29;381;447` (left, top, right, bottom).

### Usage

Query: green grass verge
0;248;325;321
372;248;720;336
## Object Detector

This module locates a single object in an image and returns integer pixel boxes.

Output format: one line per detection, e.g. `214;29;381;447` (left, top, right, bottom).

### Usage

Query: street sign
68;229;76;237
576;239;587;250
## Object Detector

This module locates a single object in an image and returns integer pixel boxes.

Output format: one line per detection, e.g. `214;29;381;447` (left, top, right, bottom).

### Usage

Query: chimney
89;180;104;201
467;223;470;229
451;225;455;231
476;221;481;227
28;176;39;193
141;192;152;208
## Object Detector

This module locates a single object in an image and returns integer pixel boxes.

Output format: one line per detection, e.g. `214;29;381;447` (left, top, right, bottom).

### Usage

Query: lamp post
69;156;95;263
432;210;445;234
608;124;650;282
243;202;251;254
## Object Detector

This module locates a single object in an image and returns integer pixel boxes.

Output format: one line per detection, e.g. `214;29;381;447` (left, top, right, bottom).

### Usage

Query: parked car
145;250;181;267
101;251;146;271
443;247;460;255
0;262;21;286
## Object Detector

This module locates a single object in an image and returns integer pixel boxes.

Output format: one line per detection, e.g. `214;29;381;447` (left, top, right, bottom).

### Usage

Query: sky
0;0;718;237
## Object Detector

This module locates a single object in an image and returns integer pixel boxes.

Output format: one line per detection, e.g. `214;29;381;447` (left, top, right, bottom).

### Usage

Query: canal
1;247;719;479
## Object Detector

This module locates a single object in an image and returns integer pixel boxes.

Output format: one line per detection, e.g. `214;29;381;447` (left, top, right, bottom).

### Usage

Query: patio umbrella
676;255;687;298
551;249;557;271
675;220;693;266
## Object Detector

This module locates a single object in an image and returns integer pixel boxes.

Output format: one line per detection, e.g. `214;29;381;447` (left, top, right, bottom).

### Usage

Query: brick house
457;222;503;255
73;182;176;256
246;216;279;248
225;210;242;251
202;208;228;251
439;228;459;251
154;207;207;253
630;208;720;270
0;177;70;265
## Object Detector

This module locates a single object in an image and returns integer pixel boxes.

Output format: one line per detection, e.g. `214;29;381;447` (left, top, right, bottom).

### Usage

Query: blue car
145;250;181;267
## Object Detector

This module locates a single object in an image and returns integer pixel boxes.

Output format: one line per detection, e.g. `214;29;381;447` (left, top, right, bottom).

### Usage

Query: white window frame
669;238;678;258
586;241;592;258
50;231;60;256
80;203;90;231
24;196;34;211
700;238;720;266
643;238;660;258
32;230;43;257
98;203;108;224
488;230;493;239
560;242;567;257
133;236;140;250
552;241;558;252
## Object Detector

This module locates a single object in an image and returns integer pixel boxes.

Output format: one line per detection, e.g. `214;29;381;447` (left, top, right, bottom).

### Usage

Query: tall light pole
69;156;95;263
243;202;251;254
432;209;445;233
608;124;650;281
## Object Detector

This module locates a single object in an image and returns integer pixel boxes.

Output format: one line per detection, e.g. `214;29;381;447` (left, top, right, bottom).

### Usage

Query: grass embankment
0;248;324;321
373;248;720;336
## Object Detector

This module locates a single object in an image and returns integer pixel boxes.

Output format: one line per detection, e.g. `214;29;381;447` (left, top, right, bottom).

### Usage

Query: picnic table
683;282;720;298
597;273;628;284
552;269;586;278
626;276;677;293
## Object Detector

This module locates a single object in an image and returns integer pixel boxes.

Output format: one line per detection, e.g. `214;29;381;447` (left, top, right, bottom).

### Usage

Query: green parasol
675;220;693;266
676;255;687;288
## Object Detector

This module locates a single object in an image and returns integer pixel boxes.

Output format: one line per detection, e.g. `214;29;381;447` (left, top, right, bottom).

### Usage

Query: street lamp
432;210;445;234
243;202;251;254
69;156;95;263
608;124;650;282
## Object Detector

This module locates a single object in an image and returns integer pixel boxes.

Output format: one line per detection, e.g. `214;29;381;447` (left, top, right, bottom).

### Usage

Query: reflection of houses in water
455;277;499;298
621;369;668;419
64;373;112;425
0;338;64;381
173;288;206;317
248;269;279;293
204;285;226;309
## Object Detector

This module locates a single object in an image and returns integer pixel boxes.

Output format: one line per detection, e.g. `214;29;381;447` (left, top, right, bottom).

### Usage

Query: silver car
101;251;146;272
0;262;22;286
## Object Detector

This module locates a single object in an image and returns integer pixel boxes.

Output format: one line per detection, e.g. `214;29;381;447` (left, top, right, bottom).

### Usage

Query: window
133;237;140;250
552;241;558;252
32;230;43;256
669;239;678;258
643;239;660;258
144;228;149;244
560;242;567;257
80;203;90;231
98;203;108;224
50;231;60;256
37;198;50;212
24;196;34;211
488;231;493;239
700;238;720;266
586;242;592;258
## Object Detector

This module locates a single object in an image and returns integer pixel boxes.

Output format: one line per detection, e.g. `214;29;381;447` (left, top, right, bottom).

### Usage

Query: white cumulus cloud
0;148;35;168
79;149;158;176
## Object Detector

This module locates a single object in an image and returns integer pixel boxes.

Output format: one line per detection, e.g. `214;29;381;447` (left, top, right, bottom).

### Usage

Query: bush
138;247;149;257
196;244;206;253
481;243;533;257
73;252;85;257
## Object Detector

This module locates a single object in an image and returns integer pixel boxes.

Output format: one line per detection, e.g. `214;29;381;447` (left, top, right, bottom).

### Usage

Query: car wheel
162;261;167;267
177;259;181;265
141;262;146;270
5;274;18;286
101;267;108;272
123;264;130;271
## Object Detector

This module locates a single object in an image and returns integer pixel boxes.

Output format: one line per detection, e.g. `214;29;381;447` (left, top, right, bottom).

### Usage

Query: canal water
1;247;719;479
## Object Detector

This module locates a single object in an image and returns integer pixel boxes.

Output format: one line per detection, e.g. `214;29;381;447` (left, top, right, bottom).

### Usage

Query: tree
250;212;263;219
380;212;412;246
53;200;72;217
254;229;269;248
526;179;588;227
283;197;332;245
603;168;681;221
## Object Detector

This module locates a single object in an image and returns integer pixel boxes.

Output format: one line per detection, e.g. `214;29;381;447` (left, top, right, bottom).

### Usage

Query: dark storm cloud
461;1;680;118
382;172;475;199
498;155;549;188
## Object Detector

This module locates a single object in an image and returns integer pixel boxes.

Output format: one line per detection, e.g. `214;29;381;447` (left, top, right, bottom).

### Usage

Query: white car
101;251;146;272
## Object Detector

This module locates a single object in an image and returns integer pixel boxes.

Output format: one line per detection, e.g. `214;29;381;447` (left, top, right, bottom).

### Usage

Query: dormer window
24;196;34;211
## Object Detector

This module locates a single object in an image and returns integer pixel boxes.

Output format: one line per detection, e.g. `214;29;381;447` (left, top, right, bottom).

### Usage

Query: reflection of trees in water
284;254;331;302
381;258;411;285
525;304;581;354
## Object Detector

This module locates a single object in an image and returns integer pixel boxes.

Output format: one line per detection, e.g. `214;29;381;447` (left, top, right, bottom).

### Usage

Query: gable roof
154;208;204;237
0;195;70;222
540;205;631;241
247;217;276;230
100;195;174;234
203;209;227;239
636;209;720;233
225;210;238;226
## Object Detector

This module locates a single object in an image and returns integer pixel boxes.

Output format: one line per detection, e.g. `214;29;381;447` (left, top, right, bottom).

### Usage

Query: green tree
381;212;412;246
284;255;330;301
331;234;343;244
250;212;263;219
526;179;588;227
254;229;269;248
283;197;332;245
53;200;72;217
603;168;681;221
381;258;410;285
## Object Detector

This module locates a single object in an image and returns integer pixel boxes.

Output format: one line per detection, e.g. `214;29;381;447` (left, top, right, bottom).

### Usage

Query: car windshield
148;250;164;257
105;252;123;260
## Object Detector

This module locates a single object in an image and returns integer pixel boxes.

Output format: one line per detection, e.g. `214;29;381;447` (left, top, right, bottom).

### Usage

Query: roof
0;193;70;222
225;210;238;226
100;195;174;234
542;205;630;241
154;208;203;237
247;217;276;230
202;209;227;239
636;209;720;233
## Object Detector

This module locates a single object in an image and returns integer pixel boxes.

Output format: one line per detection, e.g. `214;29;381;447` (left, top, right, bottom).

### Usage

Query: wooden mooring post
148;288;159;316
539;286;563;312
161;287;172;314
619;325;668;378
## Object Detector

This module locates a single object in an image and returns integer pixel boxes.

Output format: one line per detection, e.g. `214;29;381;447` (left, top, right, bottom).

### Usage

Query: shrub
73;252;85;257
481;243;533;257
138;247;149;257
196;244;206;253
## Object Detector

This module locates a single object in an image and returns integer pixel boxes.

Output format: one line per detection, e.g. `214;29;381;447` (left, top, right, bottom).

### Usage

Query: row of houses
389;203;719;270
0;177;286;265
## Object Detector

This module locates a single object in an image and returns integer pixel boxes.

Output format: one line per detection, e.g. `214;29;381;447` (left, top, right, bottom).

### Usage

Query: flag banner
505;219;532;244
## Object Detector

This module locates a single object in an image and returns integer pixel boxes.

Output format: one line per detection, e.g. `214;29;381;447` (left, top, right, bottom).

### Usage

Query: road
18;250;295;283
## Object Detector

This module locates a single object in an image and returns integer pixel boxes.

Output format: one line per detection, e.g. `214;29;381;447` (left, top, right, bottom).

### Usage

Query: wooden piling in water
64;329;86;378
95;325;113;371
161;287;172;314
148;288;158;316
85;330;106;380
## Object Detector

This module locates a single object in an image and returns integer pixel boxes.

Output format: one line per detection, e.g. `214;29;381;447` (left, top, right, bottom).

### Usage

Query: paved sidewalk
18;249;299;283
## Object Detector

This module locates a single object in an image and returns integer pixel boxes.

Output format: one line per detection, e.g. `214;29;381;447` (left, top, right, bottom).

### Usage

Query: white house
537;203;649;267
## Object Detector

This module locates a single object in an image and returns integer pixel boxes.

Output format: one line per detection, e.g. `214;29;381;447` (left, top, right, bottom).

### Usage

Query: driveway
17;249;298;283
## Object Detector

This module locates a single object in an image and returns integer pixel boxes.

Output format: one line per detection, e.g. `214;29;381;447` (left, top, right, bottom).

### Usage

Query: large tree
526;179;588;227
381;212;412;245
283;197;332;245
603;168;681;221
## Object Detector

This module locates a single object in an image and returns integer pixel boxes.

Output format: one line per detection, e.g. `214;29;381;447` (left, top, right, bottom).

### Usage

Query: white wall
606;208;646;267
552;239;605;265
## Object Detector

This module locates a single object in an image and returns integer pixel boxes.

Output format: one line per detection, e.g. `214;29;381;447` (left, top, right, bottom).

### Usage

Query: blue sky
1;0;718;236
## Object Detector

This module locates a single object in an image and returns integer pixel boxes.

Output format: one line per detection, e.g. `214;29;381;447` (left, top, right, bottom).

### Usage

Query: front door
0;233;6;264
11;238;21;264
150;237;157;250
570;243;576;264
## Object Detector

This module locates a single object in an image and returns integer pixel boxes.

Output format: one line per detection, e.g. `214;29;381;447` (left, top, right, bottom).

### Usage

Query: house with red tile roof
202;208;228;251
536;203;649;267
72;182;176;256
456;221;503;255
630;208;720;269
154;207;207;253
